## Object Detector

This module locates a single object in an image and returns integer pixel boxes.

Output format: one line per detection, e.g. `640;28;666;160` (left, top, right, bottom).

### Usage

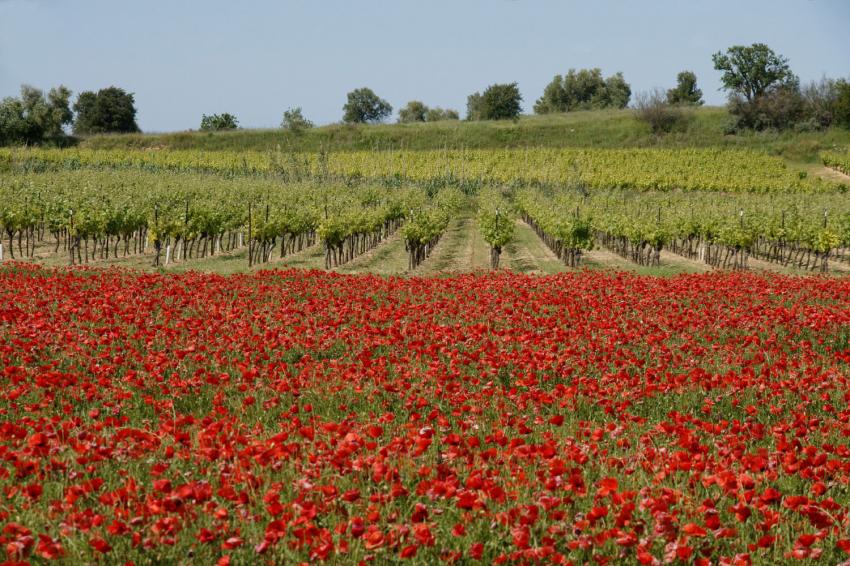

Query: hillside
80;107;850;162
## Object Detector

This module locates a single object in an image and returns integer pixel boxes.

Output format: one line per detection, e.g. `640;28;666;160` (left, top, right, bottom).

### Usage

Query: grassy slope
80;107;850;162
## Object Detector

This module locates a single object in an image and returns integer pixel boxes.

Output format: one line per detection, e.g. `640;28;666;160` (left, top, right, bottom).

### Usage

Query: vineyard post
0;241;3;262
183;199;189;262
264;202;270;263
491;208;501;270
68;211;75;266
153;205;161;267
248;201;253;267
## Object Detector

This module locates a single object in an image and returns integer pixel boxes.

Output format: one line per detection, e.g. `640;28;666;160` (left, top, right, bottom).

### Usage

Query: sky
1;0;848;132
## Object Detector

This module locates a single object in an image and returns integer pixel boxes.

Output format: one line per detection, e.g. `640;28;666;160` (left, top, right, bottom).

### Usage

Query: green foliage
712;43;797;103
343;88;392;124
73;106;850;164
281;107;314;132
399;102;459;123
477;188;514;248
835;80;850;129
200;113;239;131
602;72;632;109
73;87;140;135
666;71;704;106
713;44;804;132
467;83;522;121
0;85;73;146
534;69;631;113
795;78;842;130
425;107;459;122
516;188;595;254
728;85;804;132
398;101;428;123
466;92;483;121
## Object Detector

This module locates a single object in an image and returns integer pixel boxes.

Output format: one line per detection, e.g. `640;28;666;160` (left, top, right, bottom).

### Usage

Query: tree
533;75;567;114
835;80;850;129
73;87;140;134
602;72;632;109
666;71;704;106
281;107;314;132
343;88;392;124
466;92;484;121
713;44;802;131
200;113;239;131
534;69;631;113
467;83;522;121
425;107;459;122
0;84;73;146
712;43;796;103
398;100;429;123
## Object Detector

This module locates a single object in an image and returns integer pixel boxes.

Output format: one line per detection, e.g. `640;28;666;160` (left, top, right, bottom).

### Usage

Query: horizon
1;0;848;133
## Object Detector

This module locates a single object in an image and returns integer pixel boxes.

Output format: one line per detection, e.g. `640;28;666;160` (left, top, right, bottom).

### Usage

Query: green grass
79;107;850;162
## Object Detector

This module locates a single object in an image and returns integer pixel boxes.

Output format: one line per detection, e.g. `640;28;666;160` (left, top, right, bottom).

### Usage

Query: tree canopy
467;83;522;121
281;107;314;132
399;102;459;123
343;88;392;124
398;101;428;123
712;44;797;103
73;87;140;135
534;69;631;114
200;113;239;131
0;84;73;146
666;71;704;106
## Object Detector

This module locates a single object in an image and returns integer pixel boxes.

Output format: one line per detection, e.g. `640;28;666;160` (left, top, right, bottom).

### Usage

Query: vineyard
3;146;845;193
823;149;850;176
1;146;850;275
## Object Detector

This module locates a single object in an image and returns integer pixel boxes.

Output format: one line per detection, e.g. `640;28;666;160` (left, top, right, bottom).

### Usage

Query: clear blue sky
1;0;848;132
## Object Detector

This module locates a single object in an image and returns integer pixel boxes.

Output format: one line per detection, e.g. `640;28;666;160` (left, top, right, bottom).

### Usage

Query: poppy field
1;265;850;564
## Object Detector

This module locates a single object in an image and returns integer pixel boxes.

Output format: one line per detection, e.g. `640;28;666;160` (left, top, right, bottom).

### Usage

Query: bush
728;86;804;131
281;107;313;132
200;113;238;131
425;107;459;122
634;89;691;134
467;83;522;121
797;78;839;129
343;88;392;124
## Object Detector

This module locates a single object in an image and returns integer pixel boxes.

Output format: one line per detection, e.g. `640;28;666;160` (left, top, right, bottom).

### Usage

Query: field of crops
2;148;850;274
2;143;850;564
1;266;850;564
3;146;844;193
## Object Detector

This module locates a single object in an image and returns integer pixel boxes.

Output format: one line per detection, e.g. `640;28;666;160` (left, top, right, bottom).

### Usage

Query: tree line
0;86;139;146
2;42;849;146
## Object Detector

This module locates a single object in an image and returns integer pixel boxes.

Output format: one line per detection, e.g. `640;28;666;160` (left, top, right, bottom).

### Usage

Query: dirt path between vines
417;215;490;275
